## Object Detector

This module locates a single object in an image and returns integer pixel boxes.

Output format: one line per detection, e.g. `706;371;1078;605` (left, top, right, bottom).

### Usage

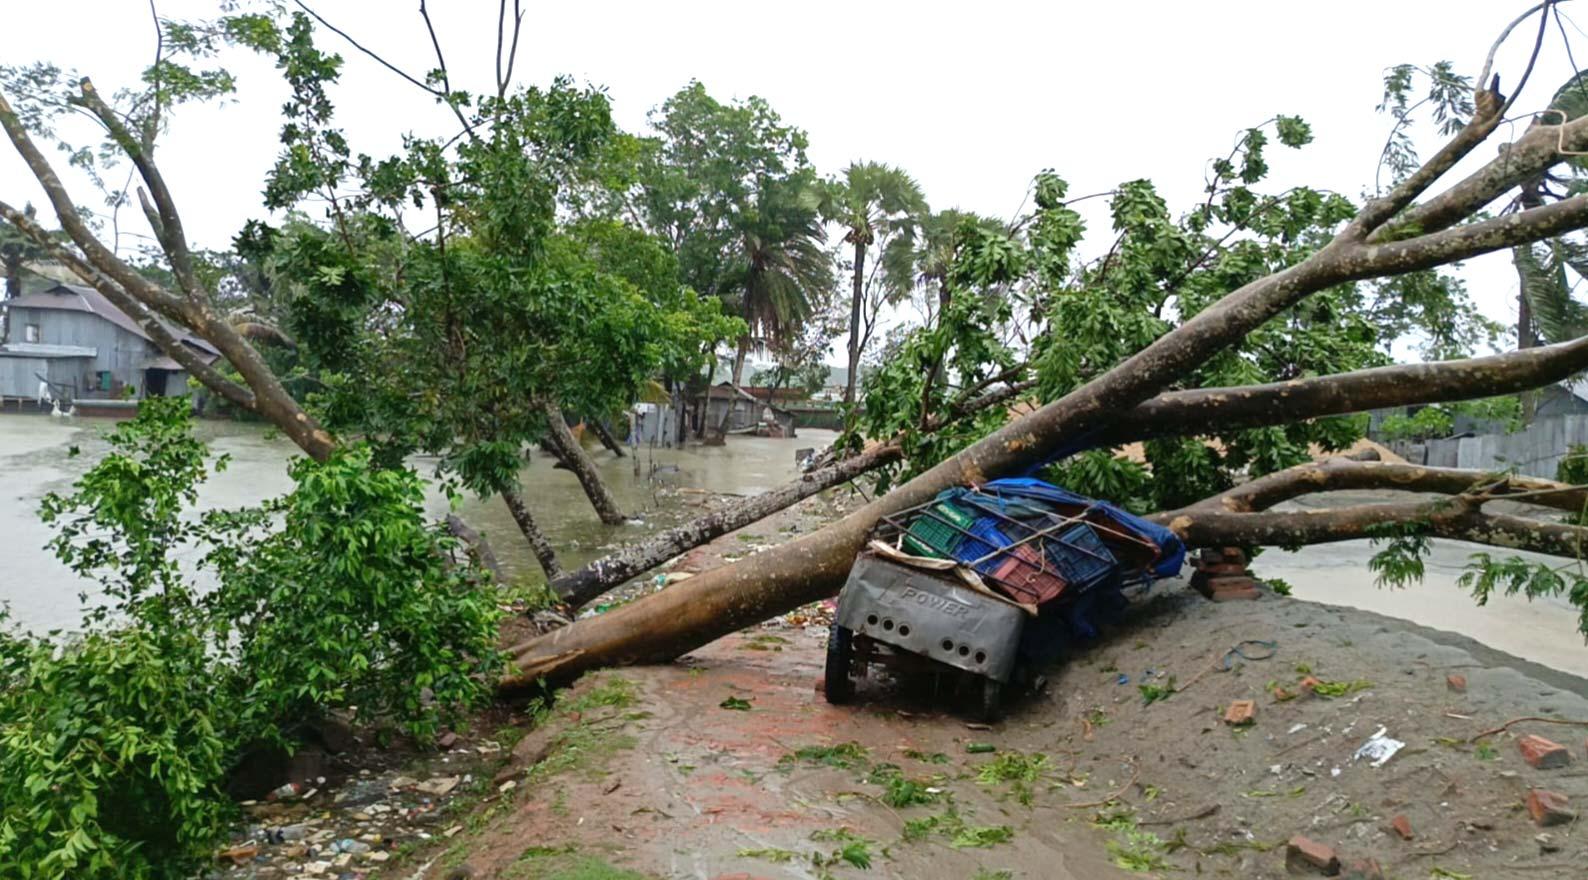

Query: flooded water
0;413;836;633
4;414;1585;678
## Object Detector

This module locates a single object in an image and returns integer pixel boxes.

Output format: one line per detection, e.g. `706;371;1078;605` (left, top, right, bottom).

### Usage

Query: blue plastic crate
1041;521;1115;590
949;516;1012;574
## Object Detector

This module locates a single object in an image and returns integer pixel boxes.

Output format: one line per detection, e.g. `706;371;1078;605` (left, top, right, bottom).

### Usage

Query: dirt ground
385;569;1588;880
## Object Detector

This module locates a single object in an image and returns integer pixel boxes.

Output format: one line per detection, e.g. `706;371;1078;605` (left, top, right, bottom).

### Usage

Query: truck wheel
978;678;1003;722
824;624;855;705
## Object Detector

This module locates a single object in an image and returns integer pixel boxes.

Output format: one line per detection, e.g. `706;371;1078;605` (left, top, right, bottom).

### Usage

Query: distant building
700;383;797;437
0;283;219;403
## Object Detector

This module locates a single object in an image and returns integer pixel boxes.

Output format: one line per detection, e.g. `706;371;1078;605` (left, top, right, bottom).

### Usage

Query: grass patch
740;633;790;651
737;847;797;863
719;696;753;711
1138;677;1177;706
976;751;1052;805
868;763;940;808
973;872;1014;880
809;828;876;872
902;806;1014;849
1243;786;1307;799
505;845;658;880
779;741;869;771
1095;813;1172;872
903;749;951;764
1308;678;1373;698
1475;740;1498;761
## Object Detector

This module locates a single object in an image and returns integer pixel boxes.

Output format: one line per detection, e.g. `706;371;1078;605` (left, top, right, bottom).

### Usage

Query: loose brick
1526;789;1575;827
1223;699;1257;726
1519;734;1572;769
1389;814;1413;840
437;731;459;750
1197;575;1261;602
1285;835;1341;875
1195;561;1250;576
1218;546;1248;563
1342;858;1384;880
1445;674;1467;693
1298;676;1324;695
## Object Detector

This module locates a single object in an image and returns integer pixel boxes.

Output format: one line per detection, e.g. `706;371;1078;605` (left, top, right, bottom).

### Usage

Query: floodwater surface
2;415;1585;678
0;413;833;633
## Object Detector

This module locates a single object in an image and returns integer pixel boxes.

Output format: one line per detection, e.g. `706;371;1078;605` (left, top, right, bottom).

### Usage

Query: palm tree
812;162;927;406
726;175;834;387
886;209;1006;323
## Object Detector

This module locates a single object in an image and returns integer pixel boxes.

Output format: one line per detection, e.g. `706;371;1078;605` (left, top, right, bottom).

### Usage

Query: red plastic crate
987;542;1068;605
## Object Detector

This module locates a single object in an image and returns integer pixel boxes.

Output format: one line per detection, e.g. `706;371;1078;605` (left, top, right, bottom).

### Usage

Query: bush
0;625;233;879
1;400;503;878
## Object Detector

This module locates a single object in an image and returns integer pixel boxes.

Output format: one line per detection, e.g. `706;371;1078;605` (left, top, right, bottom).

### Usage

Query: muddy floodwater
3;415;1585;678
0;414;835;633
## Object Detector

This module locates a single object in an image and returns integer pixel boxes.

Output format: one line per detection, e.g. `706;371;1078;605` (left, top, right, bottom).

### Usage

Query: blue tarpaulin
975;477;1187;579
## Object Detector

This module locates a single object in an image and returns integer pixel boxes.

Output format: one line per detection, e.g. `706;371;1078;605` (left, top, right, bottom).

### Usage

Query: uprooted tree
501;13;1588;686
5;3;1588;700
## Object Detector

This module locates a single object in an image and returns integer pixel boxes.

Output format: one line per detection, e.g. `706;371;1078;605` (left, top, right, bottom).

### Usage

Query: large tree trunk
844;237;867;409
544;334;1588;611
730;337;749;388
501;485;561;581
590;419;625;458
501;100;1588;689
551;440;901;609
541;400;626;525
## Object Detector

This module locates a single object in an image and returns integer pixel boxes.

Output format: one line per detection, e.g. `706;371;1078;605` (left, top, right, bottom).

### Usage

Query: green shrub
0;624;233;879
1;399;503;878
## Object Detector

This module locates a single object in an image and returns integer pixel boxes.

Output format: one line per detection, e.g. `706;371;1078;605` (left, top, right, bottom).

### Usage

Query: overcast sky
5;1;1584;360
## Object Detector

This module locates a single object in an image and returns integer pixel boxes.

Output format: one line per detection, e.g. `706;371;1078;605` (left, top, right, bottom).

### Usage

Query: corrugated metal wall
1410;414;1588;478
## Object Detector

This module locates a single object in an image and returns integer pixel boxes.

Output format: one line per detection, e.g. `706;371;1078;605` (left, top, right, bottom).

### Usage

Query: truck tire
824;623;855;705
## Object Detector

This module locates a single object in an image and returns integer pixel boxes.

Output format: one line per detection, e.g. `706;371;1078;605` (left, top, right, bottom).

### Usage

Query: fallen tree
549;332;1588;608
503;26;1588;687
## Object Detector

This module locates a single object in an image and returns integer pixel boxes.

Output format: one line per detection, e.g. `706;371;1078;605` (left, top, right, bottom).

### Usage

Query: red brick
437;731;459;750
1298;676;1324;695
1445;674;1466;693
1223;699;1257;726
1195;561;1249;576
1217;546;1248;563
1519;734;1572;769
1342;858;1384;880
1209;586;1262;602
1527;788;1575;827
1196;575;1261;602
1389;814;1413;840
1285;835;1340;875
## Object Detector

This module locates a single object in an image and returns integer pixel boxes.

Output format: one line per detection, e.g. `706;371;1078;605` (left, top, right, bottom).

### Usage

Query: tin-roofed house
0;282;219;409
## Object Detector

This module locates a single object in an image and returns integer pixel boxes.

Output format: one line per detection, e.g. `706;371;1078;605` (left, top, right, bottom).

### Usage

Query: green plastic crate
901;501;976;558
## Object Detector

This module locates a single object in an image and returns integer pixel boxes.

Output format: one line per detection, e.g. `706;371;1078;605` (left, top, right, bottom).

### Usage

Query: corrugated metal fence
1393;413;1588;478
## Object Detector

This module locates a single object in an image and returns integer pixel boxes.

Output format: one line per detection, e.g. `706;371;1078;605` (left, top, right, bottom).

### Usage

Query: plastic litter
1352;726;1406;768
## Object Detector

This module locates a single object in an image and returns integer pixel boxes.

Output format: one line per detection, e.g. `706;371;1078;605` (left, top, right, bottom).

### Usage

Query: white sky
5;1;1585;362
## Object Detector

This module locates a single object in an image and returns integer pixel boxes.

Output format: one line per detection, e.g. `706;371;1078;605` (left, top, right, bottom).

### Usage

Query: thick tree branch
1369;113;1588;243
1354;193;1588;279
0;199;257;410
72;78;200;299
1100;332;1588;444
1152;495;1588;560
0;90;185;316
1188;457;1587;516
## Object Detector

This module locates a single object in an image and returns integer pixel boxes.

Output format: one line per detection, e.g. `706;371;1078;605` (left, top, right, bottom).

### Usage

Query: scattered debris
1223;699;1257;726
1517;734;1571;769
1526;788;1575;827
1445;673;1467;693
1352;727;1405;768
1389;814;1413;840
1285;835;1340;875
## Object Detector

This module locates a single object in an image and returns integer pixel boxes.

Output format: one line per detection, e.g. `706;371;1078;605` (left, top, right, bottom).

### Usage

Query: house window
23;323;40;343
